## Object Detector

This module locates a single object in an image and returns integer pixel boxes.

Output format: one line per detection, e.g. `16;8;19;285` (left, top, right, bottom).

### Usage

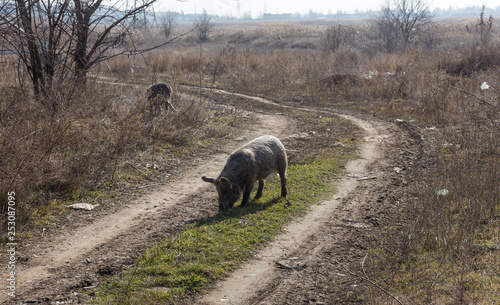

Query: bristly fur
145;83;176;114
202;135;288;211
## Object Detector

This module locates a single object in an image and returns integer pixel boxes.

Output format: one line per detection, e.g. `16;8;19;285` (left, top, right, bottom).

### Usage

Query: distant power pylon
126;0;159;29
235;0;240;18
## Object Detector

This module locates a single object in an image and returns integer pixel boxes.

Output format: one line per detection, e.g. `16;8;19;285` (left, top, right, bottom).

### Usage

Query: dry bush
360;38;499;303
316;73;367;103
0;55;22;85
103;56;134;75
364;69;500;304
321;24;357;52
373;124;500;303
439;43;500;76
466;5;494;46
330;45;366;75
0;83;140;231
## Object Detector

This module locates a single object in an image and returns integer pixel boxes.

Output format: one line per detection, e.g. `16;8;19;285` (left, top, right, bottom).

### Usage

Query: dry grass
0;80;240;238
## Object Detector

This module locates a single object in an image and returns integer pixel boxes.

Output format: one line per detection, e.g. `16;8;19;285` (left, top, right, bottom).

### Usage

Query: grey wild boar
145;83;176;114
202;135;288;211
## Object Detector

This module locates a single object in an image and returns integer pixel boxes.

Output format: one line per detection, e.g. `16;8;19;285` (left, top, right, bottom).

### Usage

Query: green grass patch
93;148;353;304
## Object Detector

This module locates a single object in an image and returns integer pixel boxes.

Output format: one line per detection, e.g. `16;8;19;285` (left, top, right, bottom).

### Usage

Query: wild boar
202;135;288;211
145;82;176;114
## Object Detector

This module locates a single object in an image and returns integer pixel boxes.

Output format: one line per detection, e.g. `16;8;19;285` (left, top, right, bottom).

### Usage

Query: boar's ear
202;176;215;183
219;177;233;190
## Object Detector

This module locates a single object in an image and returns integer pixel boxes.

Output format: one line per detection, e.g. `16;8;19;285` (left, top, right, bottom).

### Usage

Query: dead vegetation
0;80;240;238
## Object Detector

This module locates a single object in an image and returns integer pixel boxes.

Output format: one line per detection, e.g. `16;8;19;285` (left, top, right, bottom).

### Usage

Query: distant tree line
157;4;500;23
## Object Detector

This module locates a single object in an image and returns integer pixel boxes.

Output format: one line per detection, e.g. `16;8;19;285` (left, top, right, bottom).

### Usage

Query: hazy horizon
157;0;497;18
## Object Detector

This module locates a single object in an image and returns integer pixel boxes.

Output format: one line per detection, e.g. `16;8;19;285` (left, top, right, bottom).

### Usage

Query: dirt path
196;106;392;304
193;91;422;305
2;89;420;305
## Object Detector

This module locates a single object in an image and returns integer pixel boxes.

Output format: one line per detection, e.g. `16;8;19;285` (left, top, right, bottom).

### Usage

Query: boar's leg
240;191;251;208
279;172;287;198
255;180;264;200
240;180;255;208
277;156;288;198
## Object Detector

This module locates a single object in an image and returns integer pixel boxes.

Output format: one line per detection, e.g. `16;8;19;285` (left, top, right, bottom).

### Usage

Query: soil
1;89;427;305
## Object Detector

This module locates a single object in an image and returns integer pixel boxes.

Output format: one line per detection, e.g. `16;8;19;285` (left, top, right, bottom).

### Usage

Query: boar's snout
216;177;240;211
202;176;240;211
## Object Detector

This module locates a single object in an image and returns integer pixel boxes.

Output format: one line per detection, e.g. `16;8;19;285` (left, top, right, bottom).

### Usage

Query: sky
158;0;497;17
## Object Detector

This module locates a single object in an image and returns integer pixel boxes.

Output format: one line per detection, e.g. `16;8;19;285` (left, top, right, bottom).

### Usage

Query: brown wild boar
145;82;176;114
202;135;288;211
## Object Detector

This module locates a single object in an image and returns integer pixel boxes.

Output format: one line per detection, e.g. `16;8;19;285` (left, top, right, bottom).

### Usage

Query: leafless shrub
316;73;365;101
332;45;365;74
210;42;236;85
466;5;494;46
321;24;356;52
161;11;177;39
439;46;500;76
195;10;215;42
419;24;442;49
459;80;500;135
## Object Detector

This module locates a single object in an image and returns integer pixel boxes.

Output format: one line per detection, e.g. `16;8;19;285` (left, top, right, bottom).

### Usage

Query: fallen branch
333;255;404;305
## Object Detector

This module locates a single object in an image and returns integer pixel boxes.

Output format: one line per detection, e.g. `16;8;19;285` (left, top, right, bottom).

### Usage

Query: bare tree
376;0;434;50
195;10;214;42
161;11;176;38
71;0;157;84
1;0;73;109
0;0;161;111
0;1;16;27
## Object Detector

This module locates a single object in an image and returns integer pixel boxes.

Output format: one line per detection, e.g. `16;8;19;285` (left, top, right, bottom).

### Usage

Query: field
1;16;499;304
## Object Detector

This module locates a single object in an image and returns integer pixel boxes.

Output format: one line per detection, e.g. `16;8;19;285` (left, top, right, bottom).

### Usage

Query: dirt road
1;89;422;304
197;113;390;305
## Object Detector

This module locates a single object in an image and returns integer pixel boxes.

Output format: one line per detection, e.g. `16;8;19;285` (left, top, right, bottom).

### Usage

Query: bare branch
375;0;434;51
334;258;405;305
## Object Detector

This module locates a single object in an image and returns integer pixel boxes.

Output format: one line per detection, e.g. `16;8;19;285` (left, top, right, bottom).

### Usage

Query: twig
124;265;139;298
8;127;44;147
333;257;405;305
125;161;142;173
39;122;72;162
